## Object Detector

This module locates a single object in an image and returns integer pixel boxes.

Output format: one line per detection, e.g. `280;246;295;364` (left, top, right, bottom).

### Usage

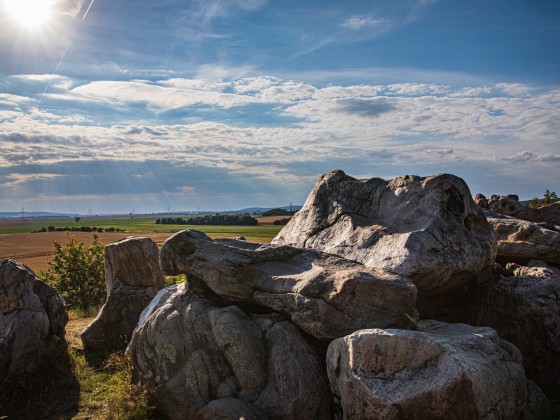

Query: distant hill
0;212;72;219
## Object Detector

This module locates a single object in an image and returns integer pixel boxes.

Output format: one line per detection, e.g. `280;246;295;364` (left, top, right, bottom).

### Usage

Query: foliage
36;226;124;233
156;214;258;226
156;217;188;225
41;233;106;311
165;273;187;287
262;208;295;216
273;217;291;225
528;190;559;208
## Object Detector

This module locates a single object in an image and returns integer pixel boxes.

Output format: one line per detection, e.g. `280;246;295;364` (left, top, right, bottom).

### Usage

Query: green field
0;216;283;242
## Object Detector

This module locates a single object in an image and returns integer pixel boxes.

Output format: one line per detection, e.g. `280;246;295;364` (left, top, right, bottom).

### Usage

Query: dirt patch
0;231;174;274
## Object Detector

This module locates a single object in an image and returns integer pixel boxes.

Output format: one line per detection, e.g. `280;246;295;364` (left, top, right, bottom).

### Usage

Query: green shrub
41;233;105;312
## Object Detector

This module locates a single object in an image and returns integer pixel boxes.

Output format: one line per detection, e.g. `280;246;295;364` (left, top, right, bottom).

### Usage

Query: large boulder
0;259;67;384
327;321;532;420
128;283;332;420
160;230;417;340
487;194;560;225
484;210;560;265
477;261;560;397
81;237;165;352
273;170;496;319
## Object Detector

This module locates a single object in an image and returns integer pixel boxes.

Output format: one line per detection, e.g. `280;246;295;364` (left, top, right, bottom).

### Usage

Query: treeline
35;226;125;233
156;214;258;226
262;208;296;216
272;218;291;225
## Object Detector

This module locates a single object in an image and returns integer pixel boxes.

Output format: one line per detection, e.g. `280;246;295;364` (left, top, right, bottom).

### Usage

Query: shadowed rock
129;284;332;420
81;237;164;353
327;321;534;420
160;229;417;340
477;262;560;398
0;259;67;384
273;170;496;319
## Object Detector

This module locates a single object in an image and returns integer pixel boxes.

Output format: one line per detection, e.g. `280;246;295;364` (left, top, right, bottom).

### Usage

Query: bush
273;218;291;225
41;233;105;312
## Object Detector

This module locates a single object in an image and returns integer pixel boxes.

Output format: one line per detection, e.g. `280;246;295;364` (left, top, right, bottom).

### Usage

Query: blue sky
0;0;559;214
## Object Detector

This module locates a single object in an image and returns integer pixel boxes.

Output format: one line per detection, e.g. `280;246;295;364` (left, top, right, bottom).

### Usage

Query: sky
0;0;559;214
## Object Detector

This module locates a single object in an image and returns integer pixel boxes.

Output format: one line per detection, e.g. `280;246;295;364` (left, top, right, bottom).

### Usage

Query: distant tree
528;190;560;208
75;216;81;222
262;208;295;217
273;218;291;225
184;214;258;226
41;233;105;312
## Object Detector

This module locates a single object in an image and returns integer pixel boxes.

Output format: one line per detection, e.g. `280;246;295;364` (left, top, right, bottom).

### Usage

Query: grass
0;215;283;242
0;312;157;419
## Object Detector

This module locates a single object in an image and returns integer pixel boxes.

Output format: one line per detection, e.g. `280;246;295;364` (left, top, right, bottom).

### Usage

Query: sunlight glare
4;0;52;29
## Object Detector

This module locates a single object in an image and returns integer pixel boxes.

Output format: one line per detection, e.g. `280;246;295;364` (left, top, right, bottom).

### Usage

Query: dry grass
0;315;157;419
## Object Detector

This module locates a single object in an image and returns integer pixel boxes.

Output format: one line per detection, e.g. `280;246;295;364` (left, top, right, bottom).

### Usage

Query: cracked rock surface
272;170;496;319
477;261;560;398
327;321;532;420
160;229;417;340
484;210;560;265
128;283;332;420
81;237;164;353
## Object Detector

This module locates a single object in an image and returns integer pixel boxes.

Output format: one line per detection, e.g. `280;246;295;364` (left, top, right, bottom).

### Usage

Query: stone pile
5;171;551;417
125;170;553;419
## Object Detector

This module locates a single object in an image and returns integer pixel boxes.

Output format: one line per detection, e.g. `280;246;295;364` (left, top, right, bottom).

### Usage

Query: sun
4;0;53;29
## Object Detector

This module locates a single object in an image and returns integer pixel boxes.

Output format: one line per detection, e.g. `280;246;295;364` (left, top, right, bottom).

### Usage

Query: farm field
0;216;284;274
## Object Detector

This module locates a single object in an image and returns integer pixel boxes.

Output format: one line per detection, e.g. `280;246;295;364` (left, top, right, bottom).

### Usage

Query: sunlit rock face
0;259;67;384
327;321;534;420
81;237;164;353
483;210;560;265
128;285;333;420
159;229;418;340
484;194;560;225
273;170;496;320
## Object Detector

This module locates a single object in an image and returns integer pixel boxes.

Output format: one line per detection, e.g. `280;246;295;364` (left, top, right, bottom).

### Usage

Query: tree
41;233;105;312
528;190;560;208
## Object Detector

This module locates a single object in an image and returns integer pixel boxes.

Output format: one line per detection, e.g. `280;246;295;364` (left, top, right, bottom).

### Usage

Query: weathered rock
129;284;332;419
488;194;560;225
273;170;496;319
81;237;164;352
327;321;531;420
0;259;67;384
477;262;560;397
485;211;560;265
160;229;417;340
474;193;489;208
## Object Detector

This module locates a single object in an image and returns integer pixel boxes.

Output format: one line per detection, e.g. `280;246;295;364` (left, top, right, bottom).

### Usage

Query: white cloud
1;75;559;204
341;15;385;30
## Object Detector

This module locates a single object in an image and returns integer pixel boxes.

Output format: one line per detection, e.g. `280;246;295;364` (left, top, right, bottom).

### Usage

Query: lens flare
4;0;52;29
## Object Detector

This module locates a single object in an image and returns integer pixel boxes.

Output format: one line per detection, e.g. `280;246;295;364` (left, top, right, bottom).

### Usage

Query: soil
0;231;174;274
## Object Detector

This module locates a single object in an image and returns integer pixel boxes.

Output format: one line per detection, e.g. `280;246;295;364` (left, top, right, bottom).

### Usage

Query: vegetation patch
41;233;105;312
528;190;559;208
157;213;258;226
